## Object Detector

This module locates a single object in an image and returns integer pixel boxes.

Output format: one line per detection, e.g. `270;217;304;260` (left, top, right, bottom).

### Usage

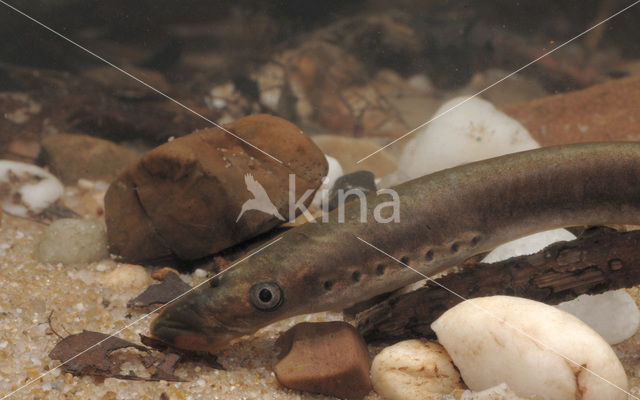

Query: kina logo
235;173;286;222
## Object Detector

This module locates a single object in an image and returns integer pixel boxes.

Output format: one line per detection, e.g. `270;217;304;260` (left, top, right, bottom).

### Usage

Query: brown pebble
40;133;139;184
151;267;182;281
274;321;372;399
5;139;41;162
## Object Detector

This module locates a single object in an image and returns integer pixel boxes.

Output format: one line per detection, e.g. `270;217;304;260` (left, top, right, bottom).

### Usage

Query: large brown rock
501;76;640;146
274;321;372;400
105;114;327;262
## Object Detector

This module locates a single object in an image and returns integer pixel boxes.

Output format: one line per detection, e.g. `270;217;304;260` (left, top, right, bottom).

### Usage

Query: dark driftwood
356;228;640;342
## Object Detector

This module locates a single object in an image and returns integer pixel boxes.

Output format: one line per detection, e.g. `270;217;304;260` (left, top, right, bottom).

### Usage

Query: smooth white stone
482;229;577;263
557;290;640;345
432;296;628;400
388;96;539;185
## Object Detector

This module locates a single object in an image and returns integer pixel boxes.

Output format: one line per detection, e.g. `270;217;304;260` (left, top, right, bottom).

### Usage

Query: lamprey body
151;142;640;353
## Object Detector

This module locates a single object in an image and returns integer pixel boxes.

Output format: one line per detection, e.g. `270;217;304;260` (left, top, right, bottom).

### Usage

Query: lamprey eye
249;281;283;311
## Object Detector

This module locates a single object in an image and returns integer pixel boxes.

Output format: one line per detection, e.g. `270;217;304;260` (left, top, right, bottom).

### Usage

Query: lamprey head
149;240;300;353
150;293;239;353
150;229;378;353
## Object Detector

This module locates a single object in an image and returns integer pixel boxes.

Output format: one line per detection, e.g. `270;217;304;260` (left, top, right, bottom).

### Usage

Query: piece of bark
356;228;640;342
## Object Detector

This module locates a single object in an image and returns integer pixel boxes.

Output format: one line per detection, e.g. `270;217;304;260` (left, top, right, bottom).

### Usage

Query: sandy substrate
0;211;369;400
1;205;640;399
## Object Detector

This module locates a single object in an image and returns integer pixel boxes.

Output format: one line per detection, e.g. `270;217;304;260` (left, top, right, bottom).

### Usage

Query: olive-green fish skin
151;142;640;353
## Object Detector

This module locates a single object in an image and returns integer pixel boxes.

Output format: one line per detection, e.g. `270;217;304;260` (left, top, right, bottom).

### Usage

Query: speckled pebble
36;218;109;264
370;339;462;400
0;160;64;217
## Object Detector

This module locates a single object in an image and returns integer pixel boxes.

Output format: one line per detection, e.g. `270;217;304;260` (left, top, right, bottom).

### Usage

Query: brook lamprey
151;142;640;353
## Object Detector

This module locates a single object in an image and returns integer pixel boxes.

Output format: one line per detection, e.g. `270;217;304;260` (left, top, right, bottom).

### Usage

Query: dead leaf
152;352;182;381
128;270;191;311
49;330;183;381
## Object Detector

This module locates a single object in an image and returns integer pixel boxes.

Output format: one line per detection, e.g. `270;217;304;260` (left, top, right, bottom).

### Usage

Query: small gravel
0;209;377;399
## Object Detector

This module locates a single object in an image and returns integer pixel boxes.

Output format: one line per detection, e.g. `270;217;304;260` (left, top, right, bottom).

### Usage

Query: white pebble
387;96;539;185
0;160;64;216
311;155;344;208
77;179;95;189
69;269;96;285
460;383;527;400
557;290;640;345
370;339;462;400
95;262;110;272
407;74;433;93
432;296;628;400
482;228;576;263
193;268;208;278
98;264;151;290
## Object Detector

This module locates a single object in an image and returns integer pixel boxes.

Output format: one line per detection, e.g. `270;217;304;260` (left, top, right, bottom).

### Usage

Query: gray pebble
36;218;109;264
328;170;376;211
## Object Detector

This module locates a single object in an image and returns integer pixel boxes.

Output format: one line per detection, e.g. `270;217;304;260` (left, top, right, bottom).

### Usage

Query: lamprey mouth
150;300;241;354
